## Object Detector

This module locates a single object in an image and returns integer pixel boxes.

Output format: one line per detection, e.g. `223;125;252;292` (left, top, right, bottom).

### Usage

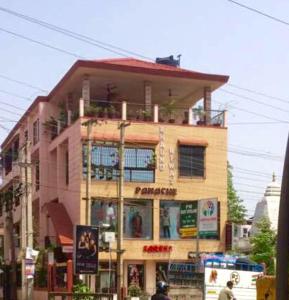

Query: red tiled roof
43;202;73;246
1;57;229;148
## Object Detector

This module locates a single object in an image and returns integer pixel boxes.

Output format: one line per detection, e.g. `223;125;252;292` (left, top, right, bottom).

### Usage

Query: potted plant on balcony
108;105;117;119
84;105;101;117
146;153;157;169
142;110;152;121
193;105;206;125
160;99;176;123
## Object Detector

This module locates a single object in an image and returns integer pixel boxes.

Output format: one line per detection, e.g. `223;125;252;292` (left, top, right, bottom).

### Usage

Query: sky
0;0;288;216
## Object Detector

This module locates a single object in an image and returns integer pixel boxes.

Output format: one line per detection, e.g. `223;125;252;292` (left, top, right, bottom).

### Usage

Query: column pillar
204;87;211;125
188;106;194;125
79;98;84;117
122;101;127;121
144;82;152;113
153;104;159;123
82;75;90;107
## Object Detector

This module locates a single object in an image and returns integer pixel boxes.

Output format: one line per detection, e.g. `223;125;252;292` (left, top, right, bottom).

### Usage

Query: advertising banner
74;225;99;274
199;199;218;238
179;202;198;238
204;267;262;300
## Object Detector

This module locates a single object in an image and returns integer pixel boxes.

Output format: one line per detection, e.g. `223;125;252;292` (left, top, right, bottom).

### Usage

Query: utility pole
85;120;92;288
85;121;92;226
20;145;27;300
7;186;17;300
19;141;33;300
25;141;33;300
117;121;130;299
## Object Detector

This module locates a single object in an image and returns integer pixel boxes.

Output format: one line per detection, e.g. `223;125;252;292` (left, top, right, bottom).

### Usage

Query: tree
250;217;276;275
227;162;247;223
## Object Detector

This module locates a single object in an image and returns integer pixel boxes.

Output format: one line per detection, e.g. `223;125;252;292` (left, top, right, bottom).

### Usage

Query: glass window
179;145;205;177
160;201;198;240
124;200;152;239
83;144;155;182
128;264;144;289
33;119;40;145
91;201;117;232
35;162;40;191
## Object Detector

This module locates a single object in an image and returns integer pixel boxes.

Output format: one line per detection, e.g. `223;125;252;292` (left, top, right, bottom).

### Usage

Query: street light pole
117;121;129;299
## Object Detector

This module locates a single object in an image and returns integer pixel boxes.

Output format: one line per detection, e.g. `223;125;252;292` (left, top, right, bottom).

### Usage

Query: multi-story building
0;57;229;295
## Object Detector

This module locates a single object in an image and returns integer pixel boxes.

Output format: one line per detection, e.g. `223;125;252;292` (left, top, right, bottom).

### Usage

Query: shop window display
124;200;153;239
128;264;144;289
160;200;198;240
91;201;117;232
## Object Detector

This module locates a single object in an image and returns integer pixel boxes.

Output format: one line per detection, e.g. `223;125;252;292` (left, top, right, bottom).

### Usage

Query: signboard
74;225;99;274
204;267;262;300
25;259;35;278
199;199;218;238
168;263;204;287
179;202;198;238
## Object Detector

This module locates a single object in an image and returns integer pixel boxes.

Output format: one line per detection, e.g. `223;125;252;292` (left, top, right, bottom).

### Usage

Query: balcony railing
44;99;227;141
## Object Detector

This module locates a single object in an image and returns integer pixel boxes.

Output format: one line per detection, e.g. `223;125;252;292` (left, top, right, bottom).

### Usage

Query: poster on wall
74;225;99;274
179;202;198;238
128;264;144;288
124;200;152;239
160;201;198;239
198;198;218;238
156;263;169;283
91;201;117;232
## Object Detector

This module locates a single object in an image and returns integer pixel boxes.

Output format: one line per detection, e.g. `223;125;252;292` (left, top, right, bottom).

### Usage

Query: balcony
43;99;226;141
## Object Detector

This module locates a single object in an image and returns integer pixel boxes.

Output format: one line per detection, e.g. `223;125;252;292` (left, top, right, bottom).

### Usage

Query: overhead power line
0;74;48;93
0;5;153;61
220;89;289;114
227;0;289;27
0;26;83;59
228;83;289;105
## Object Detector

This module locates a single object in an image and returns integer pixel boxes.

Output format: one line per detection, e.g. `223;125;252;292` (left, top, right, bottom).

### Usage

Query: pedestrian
151;281;171;300
218;281;236;300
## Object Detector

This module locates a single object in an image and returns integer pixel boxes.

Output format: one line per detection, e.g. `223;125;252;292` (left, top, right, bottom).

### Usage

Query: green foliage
227;162;247;223
160;99;177;120
128;284;142;297
73;280;93;300
250;217;276;275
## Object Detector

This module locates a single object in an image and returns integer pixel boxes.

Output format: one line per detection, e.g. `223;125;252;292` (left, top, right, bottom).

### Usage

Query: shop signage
135;187;177;196
179;201;198;238
143;245;172;253
74;225;99;274
199;198;218;238
159;127;165;171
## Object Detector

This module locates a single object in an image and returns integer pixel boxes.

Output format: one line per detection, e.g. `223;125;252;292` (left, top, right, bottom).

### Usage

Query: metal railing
48;292;114;300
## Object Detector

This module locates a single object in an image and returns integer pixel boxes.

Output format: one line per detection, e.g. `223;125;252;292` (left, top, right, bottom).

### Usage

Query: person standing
218;281;236;300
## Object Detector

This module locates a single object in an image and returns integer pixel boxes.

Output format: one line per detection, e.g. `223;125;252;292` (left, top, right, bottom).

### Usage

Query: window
160;200;198;240
65;151;69;185
124;199;153;239
24;130;28;142
83;144;155;182
33;119;40;145
160;200;219;240
179;145;205;177
91;201;117;232
35;162;40;191
3;148;13;175
128;264;144;289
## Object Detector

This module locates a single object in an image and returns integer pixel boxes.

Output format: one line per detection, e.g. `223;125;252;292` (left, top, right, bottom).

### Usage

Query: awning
82;132;159;144
178;138;208;147
43;202;73;246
